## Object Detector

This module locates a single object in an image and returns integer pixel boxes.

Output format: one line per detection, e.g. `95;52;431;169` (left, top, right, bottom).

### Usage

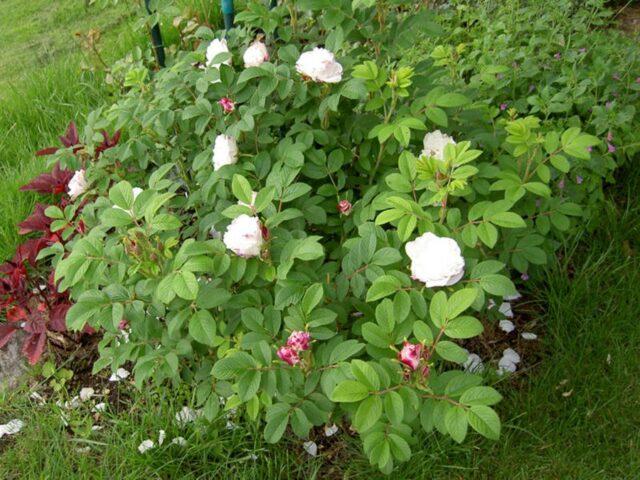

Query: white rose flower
68;169;88;199
212;134;238;171
421;130;456;161
243;40;269;68
223;215;264;258
405;232;465;287
295;48;343;83
206;38;231;69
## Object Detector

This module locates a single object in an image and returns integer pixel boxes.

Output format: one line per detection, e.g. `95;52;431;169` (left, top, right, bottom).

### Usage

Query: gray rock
0;331;27;390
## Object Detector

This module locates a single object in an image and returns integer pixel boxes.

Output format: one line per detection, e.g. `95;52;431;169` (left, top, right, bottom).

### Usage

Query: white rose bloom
405;232;465;287
223;215;264;258
109;367;130;382
421;130;456;161
68;169;88;199
206;38;231;69
212;134;238;171
295;48;343;83
243;40;269;68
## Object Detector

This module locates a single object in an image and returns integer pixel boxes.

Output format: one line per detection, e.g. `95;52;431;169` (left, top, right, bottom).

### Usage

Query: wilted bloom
337;199;352;215
579;47;587;53
463;352;484;373
296;48;343;83
324;424;339;437
212;134;238;170
68;169;88;199
607;143;616;153
223;215;264;258
406;232;465;287
607;131;614;142
175;406;201;426
398;341;422;370
218;97;235;114
497;348;521;375
605;101;613;110
138;439;154;454
277;346;300;366
554;52;561;60
612;73;620;81
558;179;565;189
158;430;166;446
303;441;318;456
499;319;515;333
521;272;530;281
521;332;538;340
421;130;456;161
499;302;514;318
528;84;536;92
500;103;508;111
109;368;130;382
79;387;94;402
243;40;269;68
0;419;24;438
171;437;187;446
206;38;231;69
576;175;584;184
287;331;311;351
586;146;593;153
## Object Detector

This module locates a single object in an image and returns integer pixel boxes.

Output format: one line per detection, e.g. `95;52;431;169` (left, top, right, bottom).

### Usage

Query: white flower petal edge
212;134;238;171
303;440;318;456
521;332;538;340
499;319;515;333
421;130;456;161
223;215;264;258
405;232;465;287
295;48;343;83
0;419;24;438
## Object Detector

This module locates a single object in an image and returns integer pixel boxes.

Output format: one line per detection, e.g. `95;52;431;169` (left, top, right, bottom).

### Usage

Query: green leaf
329;340;365;363
354;396;382;432
238;370;262;402
489;212;526;229
351;360;380;390
384;391;404;425
445;406;468;443
467;405;501;440
232;174;253;204
460;386;503;406
429;290;448;328
435;341;468;363
301;283;324;315
109;181;133;210
264;411;289;443
446;288;477;319
173;270;199;300
477;222;498;248
435;93;470;108
366;275;401;302
425;106;448;127
479;274;517;296
444;316;483;339
211;352;255;379
331;380;370;403
189;310;216;346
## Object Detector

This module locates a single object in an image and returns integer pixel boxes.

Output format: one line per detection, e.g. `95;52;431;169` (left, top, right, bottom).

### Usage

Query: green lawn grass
0;1;639;479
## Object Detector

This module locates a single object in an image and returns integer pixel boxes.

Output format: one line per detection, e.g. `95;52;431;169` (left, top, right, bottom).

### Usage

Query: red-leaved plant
0;122;120;364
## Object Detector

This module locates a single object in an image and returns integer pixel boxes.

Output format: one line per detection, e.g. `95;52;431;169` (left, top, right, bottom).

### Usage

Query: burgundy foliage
0;121;121;364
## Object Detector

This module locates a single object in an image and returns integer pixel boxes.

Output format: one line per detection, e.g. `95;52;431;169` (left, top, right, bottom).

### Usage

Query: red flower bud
337;199;352;215
218;97;235;114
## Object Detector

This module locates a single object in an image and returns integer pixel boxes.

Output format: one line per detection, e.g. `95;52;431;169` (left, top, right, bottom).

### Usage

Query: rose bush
12;0;622;474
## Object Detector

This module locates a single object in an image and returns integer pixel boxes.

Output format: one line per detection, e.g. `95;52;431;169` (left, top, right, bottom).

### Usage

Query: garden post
222;0;235;30
144;0;166;68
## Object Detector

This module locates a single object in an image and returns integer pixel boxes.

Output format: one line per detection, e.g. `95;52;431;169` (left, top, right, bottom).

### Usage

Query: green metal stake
221;0;234;31
144;0;166;68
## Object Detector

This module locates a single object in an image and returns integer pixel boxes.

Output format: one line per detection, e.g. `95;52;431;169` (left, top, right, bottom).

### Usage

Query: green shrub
29;0;633;474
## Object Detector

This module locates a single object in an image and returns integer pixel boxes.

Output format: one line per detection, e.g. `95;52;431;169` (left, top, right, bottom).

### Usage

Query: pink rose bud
586;146;593;153
277;346;300;366
558;179;565;189
521;272;530;281
218;97;235;114
500;103;508;111
118;319;129;330
398;341;422;370
606;131;613;142
260;224;270;241
554;52;561;60
337;199;352;215
607;142;616;153
287;331;311;351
